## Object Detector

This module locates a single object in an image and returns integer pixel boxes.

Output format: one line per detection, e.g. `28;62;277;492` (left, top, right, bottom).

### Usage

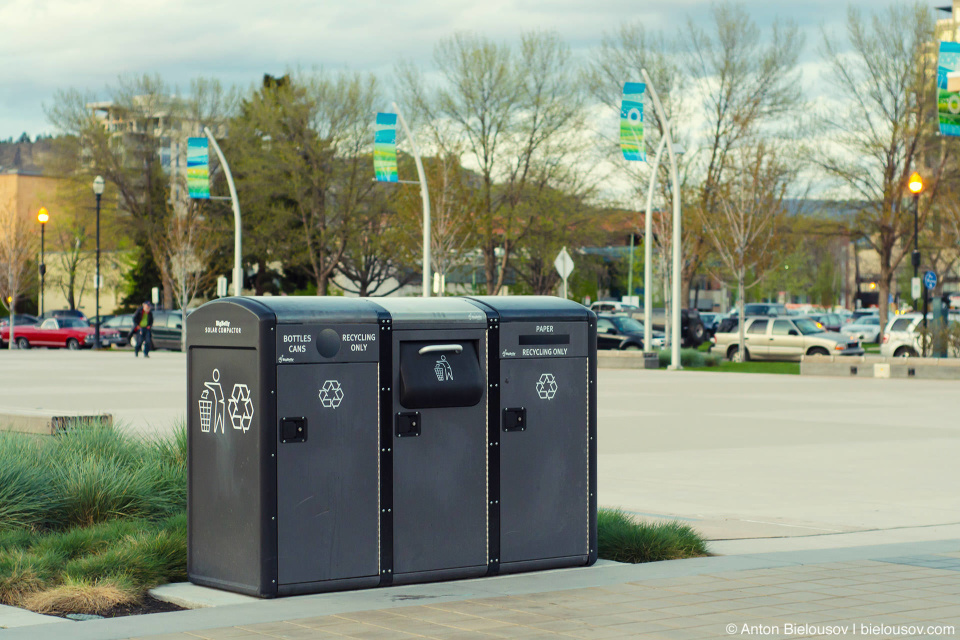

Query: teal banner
620;82;645;162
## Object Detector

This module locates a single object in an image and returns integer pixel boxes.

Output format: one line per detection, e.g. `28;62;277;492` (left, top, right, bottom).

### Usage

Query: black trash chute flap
399;341;484;409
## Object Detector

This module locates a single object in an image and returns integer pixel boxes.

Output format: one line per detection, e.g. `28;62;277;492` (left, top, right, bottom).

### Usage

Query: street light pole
643;135;668;354
642;69;683;370
203;127;242;297
93;176;105;350
37;208;48;316
908;172;923;354
393;102;431;298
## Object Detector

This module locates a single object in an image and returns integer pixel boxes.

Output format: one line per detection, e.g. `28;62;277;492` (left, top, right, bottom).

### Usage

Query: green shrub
657;349;721;368
597;508;707;563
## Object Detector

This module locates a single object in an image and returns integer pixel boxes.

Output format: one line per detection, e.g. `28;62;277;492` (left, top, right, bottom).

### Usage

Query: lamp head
92;175;105;196
37;207;48;224
908;172;923;194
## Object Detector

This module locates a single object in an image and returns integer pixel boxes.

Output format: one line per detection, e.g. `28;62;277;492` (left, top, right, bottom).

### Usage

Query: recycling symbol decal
319;380;344;409
536;373;558;400
227;384;254;432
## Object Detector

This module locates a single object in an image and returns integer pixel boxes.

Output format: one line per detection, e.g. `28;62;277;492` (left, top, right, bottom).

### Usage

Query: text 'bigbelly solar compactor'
186;296;597;597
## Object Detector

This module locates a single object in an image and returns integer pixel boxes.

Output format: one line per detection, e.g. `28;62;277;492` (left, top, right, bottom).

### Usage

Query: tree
164;200;219;348
230;72;380;295
399;30;588;294
337;188;417;296
701;143;792;360
819;3;945;329
392;151;478;295
0;198;36;349
53;219;90;311
47;75;236;307
684;3;804;307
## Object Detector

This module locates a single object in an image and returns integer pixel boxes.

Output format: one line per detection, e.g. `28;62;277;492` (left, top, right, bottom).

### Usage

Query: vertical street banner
374;112;399;182
187;137;210;199
938;42;960;137
620;82;645;161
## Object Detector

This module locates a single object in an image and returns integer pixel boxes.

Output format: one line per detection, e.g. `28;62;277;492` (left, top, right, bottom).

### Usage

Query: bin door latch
280;417;307;443
503;407;527;432
396;412;421;438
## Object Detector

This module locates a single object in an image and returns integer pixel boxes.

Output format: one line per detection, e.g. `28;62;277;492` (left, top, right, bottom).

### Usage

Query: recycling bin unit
187;295;596;598
466;296;598;574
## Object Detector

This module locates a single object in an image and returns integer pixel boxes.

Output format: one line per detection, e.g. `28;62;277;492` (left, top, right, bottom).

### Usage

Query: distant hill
0;135;57;175
784;198;866;221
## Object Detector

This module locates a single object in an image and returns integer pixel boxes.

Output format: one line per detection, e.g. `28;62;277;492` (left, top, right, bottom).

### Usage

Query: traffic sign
554;247;574;280
923;270;937;290
912;277;921;300
554;247;575;299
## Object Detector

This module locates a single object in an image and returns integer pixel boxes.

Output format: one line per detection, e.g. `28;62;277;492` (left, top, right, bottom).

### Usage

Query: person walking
132;301;154;358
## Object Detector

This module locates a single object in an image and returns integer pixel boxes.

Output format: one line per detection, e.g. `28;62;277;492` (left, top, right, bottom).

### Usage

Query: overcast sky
0;0;948;140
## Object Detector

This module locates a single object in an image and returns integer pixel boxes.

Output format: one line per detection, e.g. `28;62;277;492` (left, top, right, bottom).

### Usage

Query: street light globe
908;172;923;194
92;175;105;196
37;207;49;224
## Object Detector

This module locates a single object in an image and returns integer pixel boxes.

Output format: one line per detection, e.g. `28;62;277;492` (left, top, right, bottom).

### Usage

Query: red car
1;317;122;350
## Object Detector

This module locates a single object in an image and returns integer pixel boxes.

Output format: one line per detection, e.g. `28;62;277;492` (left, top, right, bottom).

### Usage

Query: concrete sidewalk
6;539;957;640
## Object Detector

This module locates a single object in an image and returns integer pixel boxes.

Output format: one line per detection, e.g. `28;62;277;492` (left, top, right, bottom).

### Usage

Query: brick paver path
135;554;960;640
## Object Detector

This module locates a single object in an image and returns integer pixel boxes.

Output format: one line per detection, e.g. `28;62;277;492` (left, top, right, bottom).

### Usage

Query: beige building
0;165;128;318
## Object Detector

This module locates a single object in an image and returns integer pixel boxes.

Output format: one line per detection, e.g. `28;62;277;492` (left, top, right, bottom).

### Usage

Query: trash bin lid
371;298;487;328
245;297;383;324
466;296;592;322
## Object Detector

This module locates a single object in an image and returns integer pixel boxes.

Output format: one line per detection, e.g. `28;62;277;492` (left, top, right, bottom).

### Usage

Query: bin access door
276;362;380;588
391;330;488;579
499;325;590;567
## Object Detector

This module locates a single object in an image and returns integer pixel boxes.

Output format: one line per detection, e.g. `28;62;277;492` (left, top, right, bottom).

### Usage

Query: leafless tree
163;200;217;349
702;143;792;360
819;3;945;329
0;199;36;349
399;30;588;294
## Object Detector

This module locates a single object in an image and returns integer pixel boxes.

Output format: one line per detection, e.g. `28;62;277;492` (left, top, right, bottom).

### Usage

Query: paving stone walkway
131;553;960;640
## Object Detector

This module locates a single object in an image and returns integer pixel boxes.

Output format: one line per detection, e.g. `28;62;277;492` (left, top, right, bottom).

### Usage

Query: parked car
630;308;706;348
596;314;664;351
130;310;184;351
733;303;795;317
0;314;38;328
805;313;844;333
100;314;135;347
0;317;122;350
38;309;87;322
699;312;723;337
841;315;882;343
589;301;641;314
880;313;926;358
845;309;878;325
712;316;864;362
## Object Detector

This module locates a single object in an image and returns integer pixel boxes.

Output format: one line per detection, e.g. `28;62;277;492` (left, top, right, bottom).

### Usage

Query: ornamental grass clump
0;422;188;614
597;508;708;564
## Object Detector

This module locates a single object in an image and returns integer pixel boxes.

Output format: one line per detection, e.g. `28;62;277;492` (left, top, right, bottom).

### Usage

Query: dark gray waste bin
466;296;598;574
187;295;594;598
187;297;384;597
373;298;490;585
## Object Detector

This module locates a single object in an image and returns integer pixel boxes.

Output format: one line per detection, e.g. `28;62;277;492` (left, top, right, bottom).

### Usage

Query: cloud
0;0;902;139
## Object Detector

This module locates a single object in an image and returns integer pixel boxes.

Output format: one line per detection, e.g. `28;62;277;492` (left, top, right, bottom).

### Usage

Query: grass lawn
864;344;880;354
685;361;800;374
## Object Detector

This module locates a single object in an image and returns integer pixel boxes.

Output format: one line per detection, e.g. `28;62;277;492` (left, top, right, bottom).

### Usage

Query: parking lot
1;350;958;545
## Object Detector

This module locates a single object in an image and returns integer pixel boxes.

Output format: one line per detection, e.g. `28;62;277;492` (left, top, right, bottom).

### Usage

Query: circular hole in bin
316;328;341;357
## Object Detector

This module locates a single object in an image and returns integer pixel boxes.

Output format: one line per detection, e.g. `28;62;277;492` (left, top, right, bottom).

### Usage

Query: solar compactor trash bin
187;295;596;598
